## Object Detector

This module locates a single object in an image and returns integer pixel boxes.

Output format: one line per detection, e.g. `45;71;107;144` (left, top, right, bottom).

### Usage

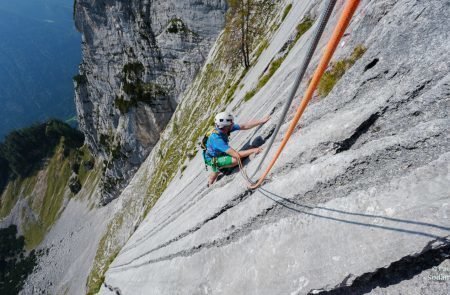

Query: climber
203;112;270;186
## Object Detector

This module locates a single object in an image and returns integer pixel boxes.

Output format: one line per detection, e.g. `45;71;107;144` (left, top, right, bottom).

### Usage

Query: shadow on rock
258;188;450;240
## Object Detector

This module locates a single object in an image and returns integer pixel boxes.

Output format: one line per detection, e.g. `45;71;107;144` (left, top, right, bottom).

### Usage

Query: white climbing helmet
214;112;234;128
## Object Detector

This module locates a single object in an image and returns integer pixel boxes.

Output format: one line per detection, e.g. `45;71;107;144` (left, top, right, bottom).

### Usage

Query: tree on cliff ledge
223;0;274;68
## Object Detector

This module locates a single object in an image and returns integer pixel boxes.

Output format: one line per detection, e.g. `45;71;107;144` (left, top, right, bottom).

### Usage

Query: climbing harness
201;129;216;170
201;128;231;171
239;0;361;189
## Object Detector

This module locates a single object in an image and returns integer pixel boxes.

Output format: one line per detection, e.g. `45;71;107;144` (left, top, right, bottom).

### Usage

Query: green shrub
318;45;367;97
167;18;188;34
118;62;168;114
259;57;284;88
0;120;84;178
111;143;122;160
122;81;136;96
114;96;134;114
317;71;338;97
123;62;144;77
116;82;168;114
0;156;10;194
225;82;239;104
0;225;37;294
139;83;167;103
73;74;87;85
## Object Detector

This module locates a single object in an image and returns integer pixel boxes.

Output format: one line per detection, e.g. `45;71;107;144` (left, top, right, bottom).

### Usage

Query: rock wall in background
74;0;227;204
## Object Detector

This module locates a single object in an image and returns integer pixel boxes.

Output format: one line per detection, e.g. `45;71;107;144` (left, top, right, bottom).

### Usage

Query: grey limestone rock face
73;0;227;204
99;0;450;294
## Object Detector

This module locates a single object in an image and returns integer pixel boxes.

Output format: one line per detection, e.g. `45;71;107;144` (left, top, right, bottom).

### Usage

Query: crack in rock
307;238;450;295
122;151;249;255
116;71;447;270
111;205;277;271
364;58;379;72
298;132;447;206
114;129;447;271
104;281;123;295
113;190;254;268
335;112;380;153
121;180;213;254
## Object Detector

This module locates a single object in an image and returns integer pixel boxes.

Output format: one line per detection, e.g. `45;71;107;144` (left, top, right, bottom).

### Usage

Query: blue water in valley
0;0;81;138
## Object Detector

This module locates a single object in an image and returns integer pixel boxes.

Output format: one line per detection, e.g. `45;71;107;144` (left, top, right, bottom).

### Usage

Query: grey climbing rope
247;0;338;180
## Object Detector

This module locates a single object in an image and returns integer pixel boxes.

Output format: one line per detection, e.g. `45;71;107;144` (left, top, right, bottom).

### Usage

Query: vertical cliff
73;0;227;204
97;0;450;293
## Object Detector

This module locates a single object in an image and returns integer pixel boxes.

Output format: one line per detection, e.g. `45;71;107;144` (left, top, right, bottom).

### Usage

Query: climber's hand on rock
254;147;263;154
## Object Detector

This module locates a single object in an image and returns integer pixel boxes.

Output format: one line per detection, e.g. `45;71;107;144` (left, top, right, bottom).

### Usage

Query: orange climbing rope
243;0;361;189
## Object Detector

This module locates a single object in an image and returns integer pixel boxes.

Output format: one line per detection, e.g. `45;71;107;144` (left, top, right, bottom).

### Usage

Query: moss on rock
318;45;367;97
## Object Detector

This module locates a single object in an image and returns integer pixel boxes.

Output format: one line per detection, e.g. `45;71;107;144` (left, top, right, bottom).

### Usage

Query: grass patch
86;213;124;295
0;172;38;219
22;222;47;251
258;57;284;89
23;142;72;249
77;145;96;185
244;88;258;102
39;150;71;225
281;3;292;21
254;39;269;61
243;17;315;102
0;179;22;218
86;247;119;295
293;17;314;45
82;165;102;205
22;174;38;197
318;45;367;97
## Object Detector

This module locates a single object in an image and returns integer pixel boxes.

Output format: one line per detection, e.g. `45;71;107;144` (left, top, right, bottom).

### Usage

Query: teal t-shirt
205;124;240;160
